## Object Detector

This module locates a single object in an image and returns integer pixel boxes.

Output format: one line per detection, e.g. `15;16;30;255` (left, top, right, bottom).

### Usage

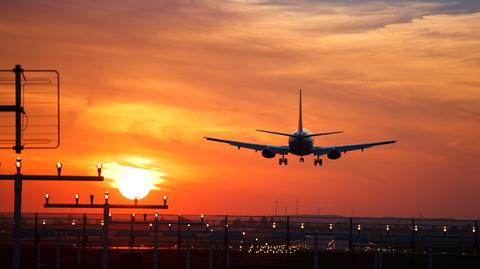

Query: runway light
272;222;276;230
155;211;158;219
357;224;361;232
473;226;476;233
206;223;210;228
101;220;104;226
56;161;62;176
149;223;153;231
386;225;390;232
329;223;333;232
109;212;112;221
201;214;204;224
104;191;109;204
15;157;21;173
300;222;304;231
414;225;419;232
97;162;102;177
242;231;246;236
187;223;191;230
443;226;447;234
75;194;79;205
168;223;172;230
72;220;76;229
45;194;49;205
163;195;167;206
42;219;46;228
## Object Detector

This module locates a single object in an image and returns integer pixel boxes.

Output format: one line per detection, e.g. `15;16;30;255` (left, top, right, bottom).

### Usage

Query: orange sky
0;0;479;218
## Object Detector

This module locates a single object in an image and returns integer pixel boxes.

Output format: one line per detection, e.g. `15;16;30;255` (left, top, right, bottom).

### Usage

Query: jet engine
327;150;341;160
262;148;276;158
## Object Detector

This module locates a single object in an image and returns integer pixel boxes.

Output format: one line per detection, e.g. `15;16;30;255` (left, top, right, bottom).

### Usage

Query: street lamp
155;211;158;220
97;162;102;177
75;194;79;205
101;220;104;227
56;161;62;176
104;191;109;204
45;193;49;205
163;195;167;206
201;214;204;224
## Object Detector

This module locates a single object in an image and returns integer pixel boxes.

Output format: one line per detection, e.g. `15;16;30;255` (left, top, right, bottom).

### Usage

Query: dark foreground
1;248;479;269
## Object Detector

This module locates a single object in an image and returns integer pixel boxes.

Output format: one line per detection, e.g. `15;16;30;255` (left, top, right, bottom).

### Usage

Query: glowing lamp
272;222;276;230
357;224;361;232
149;223;153;231
45;194;49;205
56;161;62;176
473;226;476;233
242;231;246;236
132;213;135;220
97;162;102;177
101;220;104;226
386;225;390;232
168;223;172;230
187;223;191;230
163;195;167;206
72;220;76;229
201;214;204;223
329;223;333;232
414;225;419;232
15;157;21;173
443;226;447;234
104;191;109;204
42;219;46;228
300;222;304;231
155;211;158;219
75;194;79;205
109;212;112;221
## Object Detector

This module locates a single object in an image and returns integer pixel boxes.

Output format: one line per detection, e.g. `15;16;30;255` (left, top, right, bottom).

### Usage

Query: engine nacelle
327;150;341;160
261;148;276;158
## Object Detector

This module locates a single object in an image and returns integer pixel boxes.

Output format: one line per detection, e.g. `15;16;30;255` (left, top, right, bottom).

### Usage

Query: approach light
75;194;79;205
109;212;112;221
45;194;49;205
201;214;204;223
187;223;191;230
15;157;21;173
300;222;304;231
386;225;390;232
242;231;246;236
149;223;153;231
414;225;419;232
42;219;46;228
443;226;447;234
357;224;361;232
132;213;135;220
163;195;167;206
168;223;172;230
101;220;104;226
97;162;102;176
329;223;333;232
72;220;76;229
104;191;109;204
473;226;476;233
155;211;158;219
56;161;62;176
272;222;276;230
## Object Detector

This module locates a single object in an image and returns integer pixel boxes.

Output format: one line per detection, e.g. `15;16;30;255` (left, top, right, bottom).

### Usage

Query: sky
0;0;479;218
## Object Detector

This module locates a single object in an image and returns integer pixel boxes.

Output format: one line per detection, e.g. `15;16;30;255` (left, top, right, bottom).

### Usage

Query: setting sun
102;158;165;200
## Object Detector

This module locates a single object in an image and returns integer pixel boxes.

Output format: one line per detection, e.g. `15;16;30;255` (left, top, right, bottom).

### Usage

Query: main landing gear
314;157;323;166
300;157;305;163
279;156;288;165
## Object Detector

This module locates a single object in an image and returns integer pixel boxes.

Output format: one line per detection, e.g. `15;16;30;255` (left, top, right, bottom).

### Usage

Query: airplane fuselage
288;130;314;156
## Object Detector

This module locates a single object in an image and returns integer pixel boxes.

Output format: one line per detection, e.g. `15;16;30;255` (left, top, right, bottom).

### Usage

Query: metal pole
153;216;159;269
12;173;22;269
14;64;23;153
185;239;190;269
314;233;319;269
102;204;109;269
474;220;478;255
224;215;229;268
56;233;61;269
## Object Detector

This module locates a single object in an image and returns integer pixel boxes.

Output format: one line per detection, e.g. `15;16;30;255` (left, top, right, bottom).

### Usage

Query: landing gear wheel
284;158;288;165
279;158;283;165
300;157;304;163
314;159;318;166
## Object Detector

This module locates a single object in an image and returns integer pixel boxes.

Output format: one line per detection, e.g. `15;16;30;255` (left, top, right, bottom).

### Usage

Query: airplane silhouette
204;90;396;166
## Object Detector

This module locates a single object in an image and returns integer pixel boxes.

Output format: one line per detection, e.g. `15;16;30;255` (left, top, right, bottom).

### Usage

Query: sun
102;158;165;200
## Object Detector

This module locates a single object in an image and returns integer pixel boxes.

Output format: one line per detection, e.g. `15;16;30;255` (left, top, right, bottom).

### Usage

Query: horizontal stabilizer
305;131;343;137
256;129;295;137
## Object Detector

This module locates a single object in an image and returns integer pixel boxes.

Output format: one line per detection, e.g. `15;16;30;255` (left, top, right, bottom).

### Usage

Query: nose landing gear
314;157;323;166
300;157;305;163
279;156;288;165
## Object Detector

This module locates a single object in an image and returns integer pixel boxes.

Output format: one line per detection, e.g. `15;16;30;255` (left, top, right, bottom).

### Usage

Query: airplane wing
204;137;290;154
313;140;396;155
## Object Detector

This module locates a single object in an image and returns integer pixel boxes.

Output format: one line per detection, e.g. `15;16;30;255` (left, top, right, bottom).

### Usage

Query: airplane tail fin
298;89;303;132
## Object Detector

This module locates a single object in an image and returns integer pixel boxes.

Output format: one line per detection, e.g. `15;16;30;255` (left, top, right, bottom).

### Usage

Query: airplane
204;90;396;166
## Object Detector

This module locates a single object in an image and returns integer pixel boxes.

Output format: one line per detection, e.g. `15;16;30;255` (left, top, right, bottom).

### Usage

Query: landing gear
300;157;304;163
314;158;323;166
279;156;288;165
